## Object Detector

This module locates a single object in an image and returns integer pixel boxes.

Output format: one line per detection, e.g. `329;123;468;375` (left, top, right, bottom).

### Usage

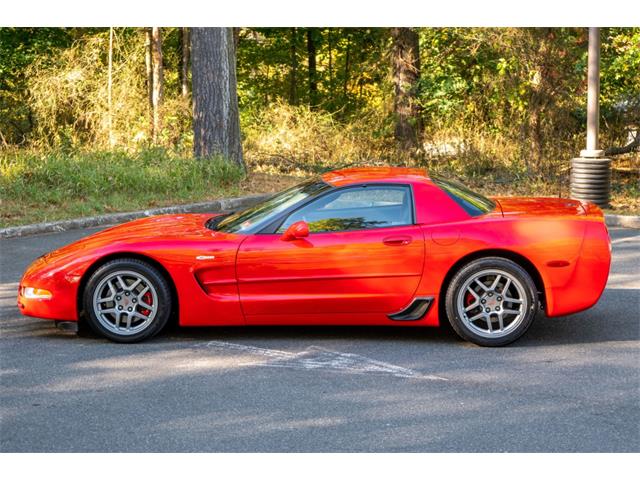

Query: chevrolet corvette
17;167;611;346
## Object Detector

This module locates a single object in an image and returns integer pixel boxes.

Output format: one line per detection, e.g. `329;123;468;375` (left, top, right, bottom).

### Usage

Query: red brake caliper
465;292;475;307
141;291;153;316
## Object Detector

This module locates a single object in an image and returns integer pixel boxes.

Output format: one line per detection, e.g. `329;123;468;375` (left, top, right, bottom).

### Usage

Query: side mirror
281;221;309;241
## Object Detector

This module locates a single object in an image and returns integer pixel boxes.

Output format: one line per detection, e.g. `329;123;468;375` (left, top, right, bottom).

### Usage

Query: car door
236;184;425;323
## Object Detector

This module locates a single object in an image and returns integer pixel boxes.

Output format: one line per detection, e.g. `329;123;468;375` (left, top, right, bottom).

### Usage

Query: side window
278;185;413;233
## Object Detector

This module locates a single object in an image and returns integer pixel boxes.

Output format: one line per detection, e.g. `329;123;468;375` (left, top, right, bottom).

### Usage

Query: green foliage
600;28;640;142
0;27;75;144
0;26;638;206
237;28;389;116
0;147;244;226
3;26;638;161
26;29;142;149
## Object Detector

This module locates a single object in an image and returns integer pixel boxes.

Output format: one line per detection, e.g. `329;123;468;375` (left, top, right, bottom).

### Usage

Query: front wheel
445;257;538;347
83;258;172;343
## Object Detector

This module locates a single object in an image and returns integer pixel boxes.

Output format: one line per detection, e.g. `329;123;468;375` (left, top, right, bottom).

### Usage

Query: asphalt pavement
1;226;638;452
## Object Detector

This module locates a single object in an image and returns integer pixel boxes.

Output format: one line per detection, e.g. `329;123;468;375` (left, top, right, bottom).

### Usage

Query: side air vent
388;297;434;321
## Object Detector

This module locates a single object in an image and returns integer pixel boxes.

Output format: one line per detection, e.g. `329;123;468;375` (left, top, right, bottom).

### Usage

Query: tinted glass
210;180;330;234
278;185;413;233
431;175;496;216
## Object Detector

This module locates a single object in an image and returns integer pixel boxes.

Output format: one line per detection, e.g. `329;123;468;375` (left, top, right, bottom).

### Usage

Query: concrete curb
0;195;637;239
604;214;640;229
0;194;270;239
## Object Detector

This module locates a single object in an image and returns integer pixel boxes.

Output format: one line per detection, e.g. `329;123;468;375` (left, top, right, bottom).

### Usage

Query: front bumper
17;266;81;322
17;285;77;321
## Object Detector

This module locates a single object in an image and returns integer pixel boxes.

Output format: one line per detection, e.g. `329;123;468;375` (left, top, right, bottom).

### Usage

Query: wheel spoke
468;312;485;322
486;315;493;333
475;279;489;291
137;286;149;299
502;309;521;315
128;278;142;291
125;313;132;330
490;274;502;291
497;312;504;331
114;311;122;329
138;300;153;310
502;278;511;295
132;310;149;320
117;275;127;290
466;287;480;300
464;301;480;312
503;297;523;304
98;281;116;302
98;307;116;315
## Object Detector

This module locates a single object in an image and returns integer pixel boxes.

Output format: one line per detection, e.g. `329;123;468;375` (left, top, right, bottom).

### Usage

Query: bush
0;148;244;226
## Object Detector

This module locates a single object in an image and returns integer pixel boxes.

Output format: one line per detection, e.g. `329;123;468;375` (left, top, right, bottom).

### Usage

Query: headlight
21;287;52;299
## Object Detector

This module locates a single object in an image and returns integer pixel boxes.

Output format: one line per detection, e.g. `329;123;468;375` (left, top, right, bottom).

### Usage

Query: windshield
431;175;496;216
209;179;331;234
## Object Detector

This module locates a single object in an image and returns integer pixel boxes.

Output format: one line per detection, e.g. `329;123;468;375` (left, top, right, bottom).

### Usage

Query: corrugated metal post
571;27;611;208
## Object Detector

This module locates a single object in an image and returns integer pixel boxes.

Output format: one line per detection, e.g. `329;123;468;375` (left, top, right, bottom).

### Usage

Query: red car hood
39;213;222;266
91;213;217;241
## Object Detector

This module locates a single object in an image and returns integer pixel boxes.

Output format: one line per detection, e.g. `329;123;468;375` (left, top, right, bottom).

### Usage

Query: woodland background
0;27;638;226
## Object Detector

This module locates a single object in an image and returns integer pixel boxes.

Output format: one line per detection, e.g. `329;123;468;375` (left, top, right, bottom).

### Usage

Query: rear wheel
445;257;538;347
83;258;172;343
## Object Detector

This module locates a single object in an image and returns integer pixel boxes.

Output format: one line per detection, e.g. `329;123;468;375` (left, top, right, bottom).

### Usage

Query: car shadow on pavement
155;286;639;348
517;287;639;347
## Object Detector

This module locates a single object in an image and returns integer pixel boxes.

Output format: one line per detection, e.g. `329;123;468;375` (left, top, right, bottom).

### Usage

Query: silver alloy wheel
92;270;159;336
456;268;528;339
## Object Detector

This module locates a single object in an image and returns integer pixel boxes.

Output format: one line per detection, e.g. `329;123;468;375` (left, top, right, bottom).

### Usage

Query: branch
604;132;640;156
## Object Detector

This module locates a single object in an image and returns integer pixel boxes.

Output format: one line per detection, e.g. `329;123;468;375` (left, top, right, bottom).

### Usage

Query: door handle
383;235;412;246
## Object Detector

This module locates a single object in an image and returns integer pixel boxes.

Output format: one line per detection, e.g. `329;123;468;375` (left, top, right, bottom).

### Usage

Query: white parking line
199;340;449;381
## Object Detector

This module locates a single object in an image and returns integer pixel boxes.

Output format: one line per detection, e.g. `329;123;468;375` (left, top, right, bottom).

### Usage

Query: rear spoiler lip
575;199;605;220
489;196;605;221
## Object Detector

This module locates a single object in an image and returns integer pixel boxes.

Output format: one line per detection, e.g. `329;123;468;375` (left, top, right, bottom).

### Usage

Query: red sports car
17;167;611;346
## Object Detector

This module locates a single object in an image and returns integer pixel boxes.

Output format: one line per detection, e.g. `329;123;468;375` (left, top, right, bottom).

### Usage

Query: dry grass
242;101;397;175
2;94;637;228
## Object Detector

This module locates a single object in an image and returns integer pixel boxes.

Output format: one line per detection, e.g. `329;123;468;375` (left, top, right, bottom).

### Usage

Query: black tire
82;258;172;343
445;257;538;347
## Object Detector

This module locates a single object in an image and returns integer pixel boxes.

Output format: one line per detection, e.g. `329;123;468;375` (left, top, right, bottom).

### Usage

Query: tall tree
390;27;422;149
107;27;114;146
144;28;153;138
343;30;351;98
289;27;298;105
191;27;245;168
150;27;164;143
181;27;190;98
327;28;333;96
307;28;318;107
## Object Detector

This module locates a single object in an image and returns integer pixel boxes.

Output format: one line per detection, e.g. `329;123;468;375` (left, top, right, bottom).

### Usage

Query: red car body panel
17;167;611;329
237;225;425;322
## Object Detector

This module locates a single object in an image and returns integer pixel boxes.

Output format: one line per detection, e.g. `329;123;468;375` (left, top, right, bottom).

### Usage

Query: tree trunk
145;28;153;139
527;28;553;171
107;27;114;147
307;28;318;107
151;27;163;143
328;28;333;95
181;27;190;98
390;27;422;149
343;31;351;98
191;27;245;169
289;27;298;105
233;27;240;50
